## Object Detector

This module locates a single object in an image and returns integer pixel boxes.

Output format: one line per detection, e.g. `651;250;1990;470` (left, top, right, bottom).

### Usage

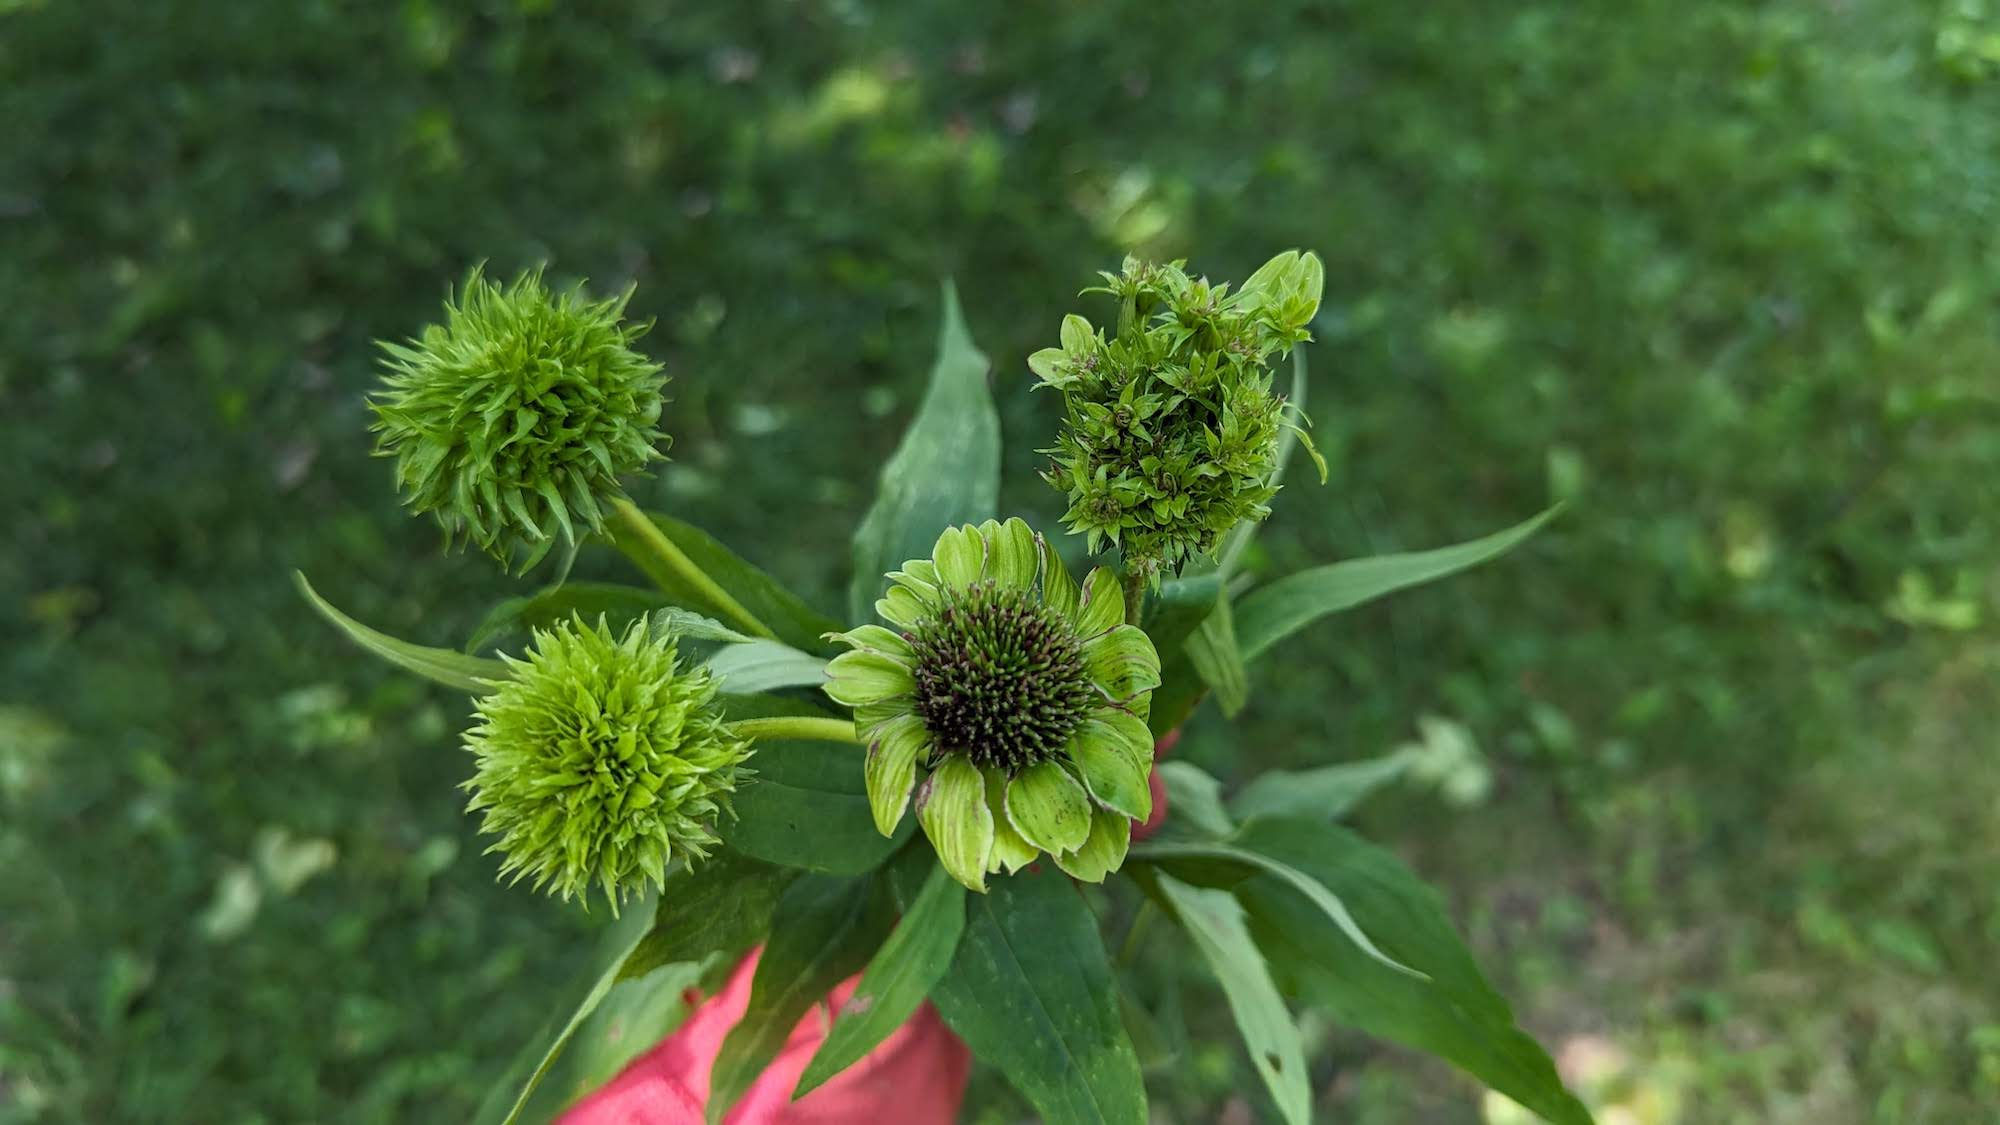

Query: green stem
1115;901;1157;968
1122;568;1147;627
609;496;777;640
725;716;862;744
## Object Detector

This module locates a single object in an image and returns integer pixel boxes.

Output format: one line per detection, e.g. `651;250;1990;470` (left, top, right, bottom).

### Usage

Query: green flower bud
824;519;1162;892
463;614;752;912
371;267;669;572
1033;251;1323;580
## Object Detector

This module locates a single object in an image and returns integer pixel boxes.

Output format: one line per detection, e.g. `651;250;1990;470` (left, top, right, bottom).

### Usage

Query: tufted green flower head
463;614;752;913
824;518;1161;891
371;267;670;572
1032;250;1326;583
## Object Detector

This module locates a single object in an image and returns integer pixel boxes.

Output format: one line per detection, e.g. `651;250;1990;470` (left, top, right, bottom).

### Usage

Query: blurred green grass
4;1;1998;1121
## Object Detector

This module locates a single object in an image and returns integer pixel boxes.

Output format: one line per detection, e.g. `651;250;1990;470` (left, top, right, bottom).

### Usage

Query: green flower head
372;266;669;572
1032;250;1325;582
824;518;1161;891
464;614;752;912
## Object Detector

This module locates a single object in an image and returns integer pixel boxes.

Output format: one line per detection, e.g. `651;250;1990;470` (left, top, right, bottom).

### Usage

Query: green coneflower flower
824;518;1161;891
1031;250;1325;582
463;614;751;912
371;266;669;572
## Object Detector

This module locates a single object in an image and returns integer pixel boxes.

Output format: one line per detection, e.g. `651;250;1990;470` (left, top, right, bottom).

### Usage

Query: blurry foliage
3;0;1998;1121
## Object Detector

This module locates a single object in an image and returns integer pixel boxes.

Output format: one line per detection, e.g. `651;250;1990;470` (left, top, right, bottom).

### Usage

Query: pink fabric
561;948;971;1125
564;729;1180;1124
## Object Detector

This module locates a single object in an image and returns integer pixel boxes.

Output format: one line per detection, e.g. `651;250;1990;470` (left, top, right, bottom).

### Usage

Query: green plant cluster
372;268;667;572
1034;252;1324;580
465;615;749;913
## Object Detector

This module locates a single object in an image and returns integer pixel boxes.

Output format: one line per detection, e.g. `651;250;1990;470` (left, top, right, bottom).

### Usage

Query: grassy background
5;1;1999;1121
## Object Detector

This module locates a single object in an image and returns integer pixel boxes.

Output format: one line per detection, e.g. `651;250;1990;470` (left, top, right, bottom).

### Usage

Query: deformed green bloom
372;266;669;572
1032;250;1326;582
463;614;751;912
825;519;1162;892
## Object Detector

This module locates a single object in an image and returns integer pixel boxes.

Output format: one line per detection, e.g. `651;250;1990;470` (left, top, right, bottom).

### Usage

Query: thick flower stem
610;497;777;640
725;716;863;744
1122;568;1147;627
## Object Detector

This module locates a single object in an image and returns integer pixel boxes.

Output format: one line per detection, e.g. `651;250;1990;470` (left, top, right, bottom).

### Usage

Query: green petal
898;559;942;588
1004;761;1093;855
854;698;915;738
824;650;915;707
1069;721;1152;821
985;768;1041;874
918;757;994;892
984;517;1040;590
1054;811;1131;883
833;623;915;661
1038;533;1081;620
876;586;930;630
1074;567;1124;638
1083;624;1162;701
1089;705;1156;762
932;525;986;590
864;714;929;836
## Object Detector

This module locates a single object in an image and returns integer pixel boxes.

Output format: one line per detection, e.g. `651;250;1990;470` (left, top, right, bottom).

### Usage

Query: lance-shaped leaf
795;860;967;1098
608;509;842;654
1230;752;1414;823
295;572;507;693
724;696;913;874
1234;818;1593;1125
707;874;893;1123
465;582;673;653
1183;588;1249;717
1130;839;1424;980
1151;873;1311;1125
847;281;1001;622
701;639;828;695
1234;506;1562;663
619;851;797;984
927;865;1145;1125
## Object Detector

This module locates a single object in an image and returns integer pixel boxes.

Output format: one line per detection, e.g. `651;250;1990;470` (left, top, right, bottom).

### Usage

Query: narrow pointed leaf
1183;589;1249;717
295;572;507;693
707;874;892;1123
1130;839;1425;980
795;862;967;1098
1153;874;1311;1125
492;904;654;1125
848;281;1000;622
1235;506;1562;662
703;640;828;695
727;700;912;873
619;851;797;984
1232;818;1593;1125
1230;753;1414;823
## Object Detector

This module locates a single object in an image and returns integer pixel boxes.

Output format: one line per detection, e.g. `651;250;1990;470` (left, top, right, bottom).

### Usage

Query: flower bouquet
300;253;1585;1124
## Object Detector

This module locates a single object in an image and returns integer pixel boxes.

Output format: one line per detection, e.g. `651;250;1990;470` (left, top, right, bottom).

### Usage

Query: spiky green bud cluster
463;614;751;912
1032;250;1324;581
371;267;669;572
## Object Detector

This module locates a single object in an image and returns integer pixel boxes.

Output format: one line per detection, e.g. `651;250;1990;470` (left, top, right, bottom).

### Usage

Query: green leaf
1234;506;1562;663
794;861;967;1098
707;874;892;1123
1129;839;1425;980
1183;589;1249;717
1156;761;1235;840
618;851;797;984
847;281;1001;622
1152;874;1310;1125
1230;752;1413;823
295;572;507;694
1234;818;1593;1125
928;865;1145;1125
701;640;828;695
607;510;841;654
465;581;672;653
490;903;655;1125
1140;571;1226;737
731;740;912;874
